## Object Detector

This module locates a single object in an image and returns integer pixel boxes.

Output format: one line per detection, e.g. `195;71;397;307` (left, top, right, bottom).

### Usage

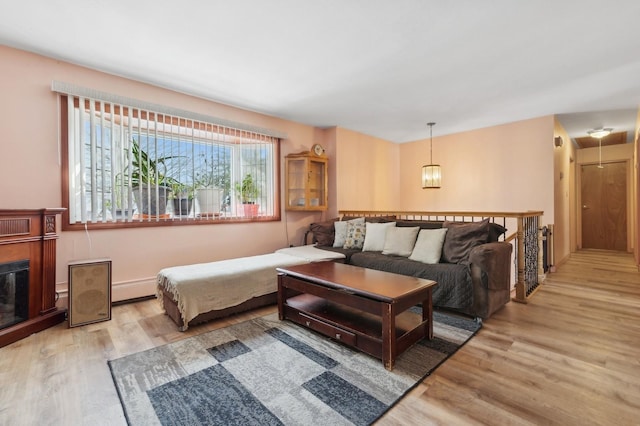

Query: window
59;92;280;228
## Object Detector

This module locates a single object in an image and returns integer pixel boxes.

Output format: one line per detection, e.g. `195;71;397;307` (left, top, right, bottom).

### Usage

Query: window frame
59;95;281;231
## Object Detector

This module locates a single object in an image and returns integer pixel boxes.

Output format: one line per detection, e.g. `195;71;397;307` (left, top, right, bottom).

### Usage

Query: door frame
576;158;633;251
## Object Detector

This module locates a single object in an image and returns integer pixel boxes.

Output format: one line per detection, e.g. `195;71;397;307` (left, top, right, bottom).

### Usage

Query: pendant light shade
422;164;441;188
422;122;441;188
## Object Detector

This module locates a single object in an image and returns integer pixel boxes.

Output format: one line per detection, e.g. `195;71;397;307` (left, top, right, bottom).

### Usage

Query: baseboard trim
112;295;156;306
56;277;157;308
554;253;570;269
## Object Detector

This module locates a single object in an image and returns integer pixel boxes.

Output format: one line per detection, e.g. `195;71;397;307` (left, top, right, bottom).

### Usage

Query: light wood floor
1;250;639;425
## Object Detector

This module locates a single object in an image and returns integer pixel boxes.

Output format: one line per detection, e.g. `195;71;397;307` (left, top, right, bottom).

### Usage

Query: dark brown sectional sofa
309;217;513;320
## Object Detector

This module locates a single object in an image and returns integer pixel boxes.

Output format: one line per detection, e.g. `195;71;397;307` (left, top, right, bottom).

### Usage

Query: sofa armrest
469;242;512;290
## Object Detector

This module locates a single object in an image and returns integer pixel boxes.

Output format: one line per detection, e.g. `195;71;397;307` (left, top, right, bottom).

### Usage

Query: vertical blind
62;94;279;224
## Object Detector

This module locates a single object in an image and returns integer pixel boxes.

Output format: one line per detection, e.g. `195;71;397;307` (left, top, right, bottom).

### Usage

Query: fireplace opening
0;259;29;330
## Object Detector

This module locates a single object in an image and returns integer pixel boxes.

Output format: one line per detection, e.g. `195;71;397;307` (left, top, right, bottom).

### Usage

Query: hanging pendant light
588;127;612;169
422;122;441;188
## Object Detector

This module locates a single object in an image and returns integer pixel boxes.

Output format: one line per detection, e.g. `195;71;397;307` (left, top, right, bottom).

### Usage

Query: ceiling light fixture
587;128;612;139
422;122;441;188
588;127;612;169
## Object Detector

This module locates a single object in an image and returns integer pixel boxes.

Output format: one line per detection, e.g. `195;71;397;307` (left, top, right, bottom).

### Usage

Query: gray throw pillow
363;222;396;251
310;218;339;246
408;228;448;264
441;218;490;263
382;226;420;257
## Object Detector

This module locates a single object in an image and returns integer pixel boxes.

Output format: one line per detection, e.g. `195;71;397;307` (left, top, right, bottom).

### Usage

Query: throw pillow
441;218;490;263
382;226;420;257
488;222;508;242
408;228;448;264
309;218;339;246
343;221;367;250
333;217;364;248
362;222;397;251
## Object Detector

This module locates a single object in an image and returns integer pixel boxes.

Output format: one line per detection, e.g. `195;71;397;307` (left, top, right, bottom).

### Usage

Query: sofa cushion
442;218;490;264
349;252;473;310
408;228;448;264
309;218;339;246
382;226;420;257
333;217;364;248
343;221;366;249
363;222;396;251
314;246;362;263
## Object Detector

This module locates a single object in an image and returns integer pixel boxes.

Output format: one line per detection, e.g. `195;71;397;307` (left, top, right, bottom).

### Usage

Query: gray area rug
108;310;480;426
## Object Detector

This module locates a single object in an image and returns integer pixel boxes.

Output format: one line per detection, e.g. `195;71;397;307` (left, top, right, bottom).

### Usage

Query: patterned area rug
108;310;480;426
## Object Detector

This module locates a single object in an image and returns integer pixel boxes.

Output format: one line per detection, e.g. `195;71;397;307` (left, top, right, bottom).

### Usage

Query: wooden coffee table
277;261;437;371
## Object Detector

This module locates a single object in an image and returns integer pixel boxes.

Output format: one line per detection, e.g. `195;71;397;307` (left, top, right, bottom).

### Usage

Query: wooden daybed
157;245;346;330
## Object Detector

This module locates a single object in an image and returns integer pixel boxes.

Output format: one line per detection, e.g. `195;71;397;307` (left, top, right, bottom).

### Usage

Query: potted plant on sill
170;182;194;216
234;173;260;217
194;155;228;217
128;138;179;217
111;174;134;220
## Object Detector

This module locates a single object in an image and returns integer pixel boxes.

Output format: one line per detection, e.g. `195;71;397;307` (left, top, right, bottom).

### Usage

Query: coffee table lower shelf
282;294;428;368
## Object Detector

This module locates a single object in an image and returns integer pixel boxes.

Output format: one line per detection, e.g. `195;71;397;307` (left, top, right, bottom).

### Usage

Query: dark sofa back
309;217;507;250
396;220;506;242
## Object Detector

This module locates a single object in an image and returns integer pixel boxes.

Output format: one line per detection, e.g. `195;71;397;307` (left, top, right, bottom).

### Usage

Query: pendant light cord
427;122;435;163
598;139;603;168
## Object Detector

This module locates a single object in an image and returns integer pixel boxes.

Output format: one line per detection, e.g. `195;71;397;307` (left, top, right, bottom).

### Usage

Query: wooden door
581;162;627;250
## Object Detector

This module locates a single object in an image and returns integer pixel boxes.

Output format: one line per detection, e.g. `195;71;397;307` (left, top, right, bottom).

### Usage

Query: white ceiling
1;1;639;143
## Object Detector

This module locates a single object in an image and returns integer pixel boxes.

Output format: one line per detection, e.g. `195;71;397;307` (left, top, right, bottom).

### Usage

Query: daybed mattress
157;245;345;329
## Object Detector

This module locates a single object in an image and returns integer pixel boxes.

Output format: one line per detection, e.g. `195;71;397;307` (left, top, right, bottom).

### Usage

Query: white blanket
274;245;345;262
157;245;345;330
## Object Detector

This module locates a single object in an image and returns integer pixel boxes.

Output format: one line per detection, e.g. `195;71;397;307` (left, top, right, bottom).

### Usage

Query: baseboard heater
542;224;554;273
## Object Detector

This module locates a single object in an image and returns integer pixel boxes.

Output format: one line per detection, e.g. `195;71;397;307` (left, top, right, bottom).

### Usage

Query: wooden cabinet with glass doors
285;151;328;211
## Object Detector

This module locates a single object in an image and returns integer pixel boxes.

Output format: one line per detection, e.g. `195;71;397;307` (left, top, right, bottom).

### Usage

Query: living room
0;45;580;303
2;2;640;424
4;42;639;302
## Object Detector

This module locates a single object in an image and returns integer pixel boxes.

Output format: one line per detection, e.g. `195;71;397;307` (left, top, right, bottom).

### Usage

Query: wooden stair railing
338;210;545;303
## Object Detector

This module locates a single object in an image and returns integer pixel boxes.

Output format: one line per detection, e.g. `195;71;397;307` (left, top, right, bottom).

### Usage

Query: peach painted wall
335;127;400;211
0;46;331;301
320;127;339;219
553;120;577;266
398;116;556;225
636;108;640;263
